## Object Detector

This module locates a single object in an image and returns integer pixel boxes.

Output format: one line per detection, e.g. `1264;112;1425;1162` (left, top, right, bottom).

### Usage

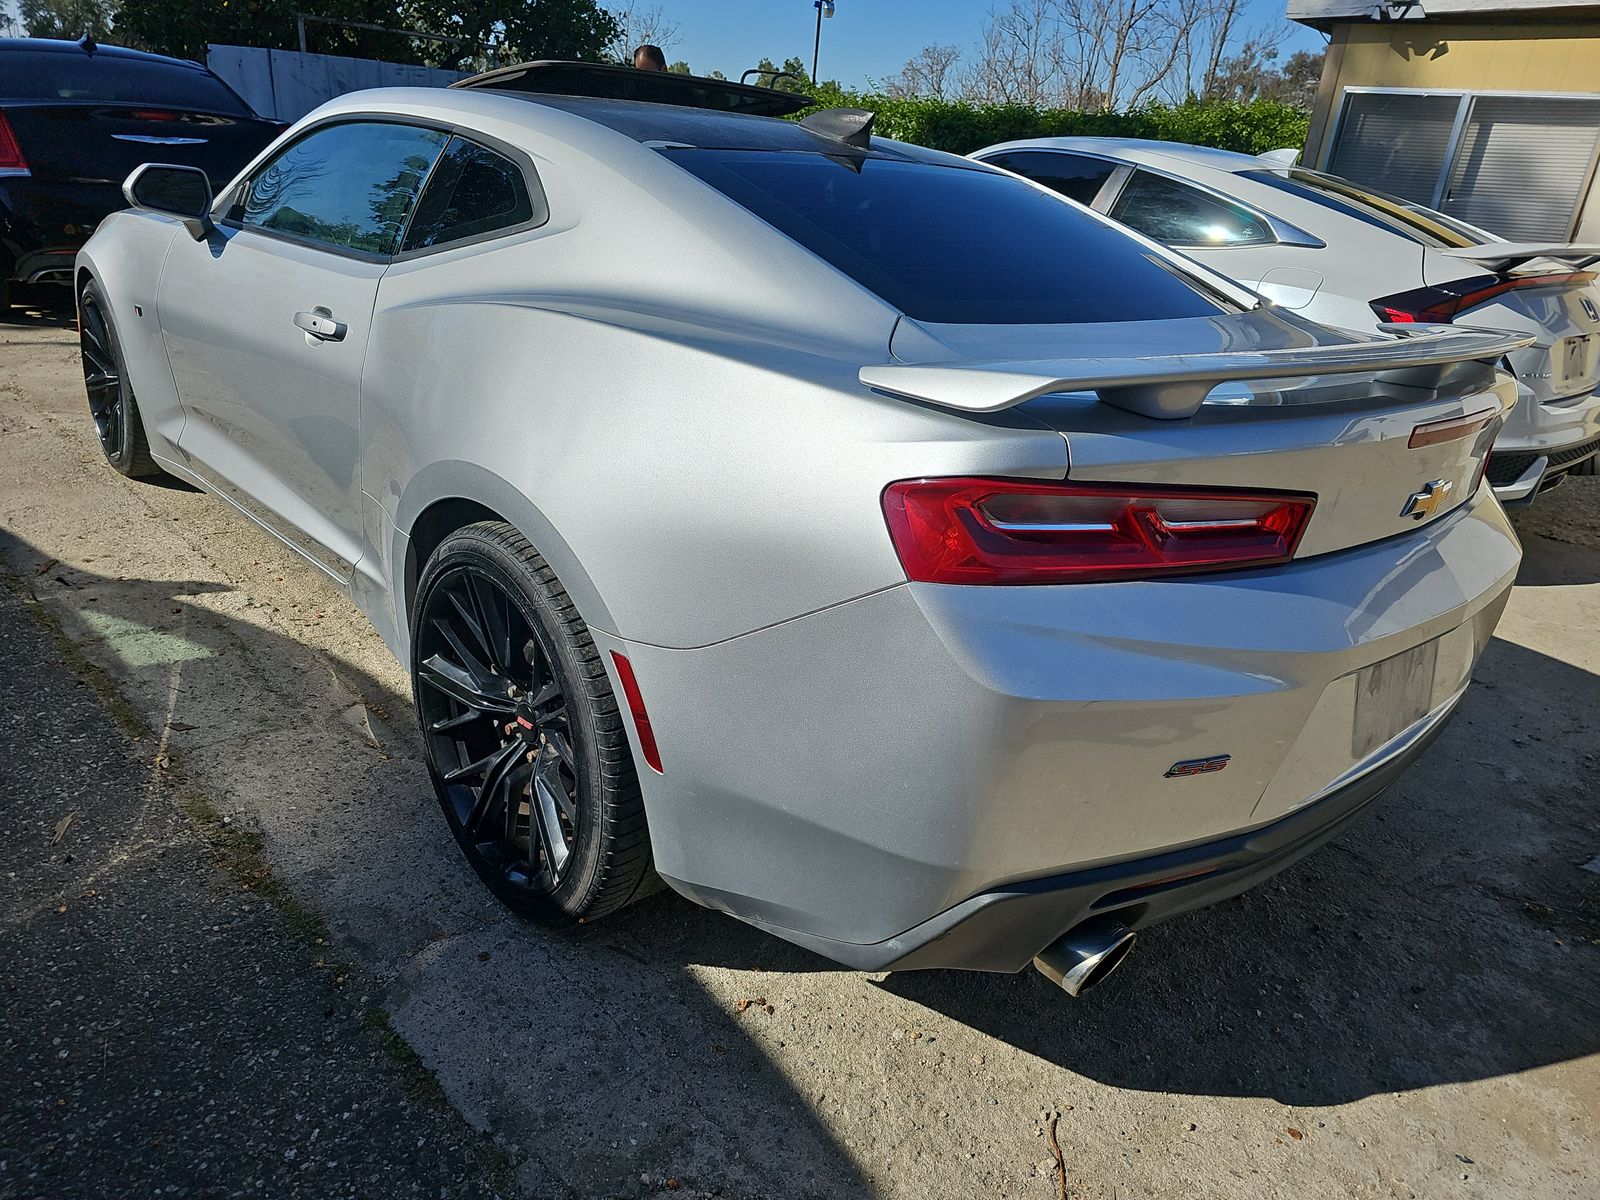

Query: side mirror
123;163;215;241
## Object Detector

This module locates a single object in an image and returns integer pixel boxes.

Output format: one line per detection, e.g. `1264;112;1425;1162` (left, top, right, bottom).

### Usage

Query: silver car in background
973;137;1600;505
75;65;1527;995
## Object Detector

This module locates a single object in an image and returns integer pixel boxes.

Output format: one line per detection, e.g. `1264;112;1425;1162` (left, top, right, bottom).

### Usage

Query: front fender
76;212;185;460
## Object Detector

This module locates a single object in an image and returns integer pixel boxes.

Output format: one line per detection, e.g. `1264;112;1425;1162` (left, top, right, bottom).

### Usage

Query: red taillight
881;478;1316;585
0;111;28;173
128;109;181;122
1372;272;1597;324
609;651;663;774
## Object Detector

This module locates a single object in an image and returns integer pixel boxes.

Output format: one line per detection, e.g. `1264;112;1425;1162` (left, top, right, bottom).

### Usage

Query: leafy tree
116;0;411;64
1269;48;1324;110
750;56;815;94
401;0;617;70
116;0;616;71
20;0;117;40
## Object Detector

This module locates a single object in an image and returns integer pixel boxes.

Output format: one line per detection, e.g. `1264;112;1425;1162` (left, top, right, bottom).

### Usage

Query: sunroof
452;60;814;119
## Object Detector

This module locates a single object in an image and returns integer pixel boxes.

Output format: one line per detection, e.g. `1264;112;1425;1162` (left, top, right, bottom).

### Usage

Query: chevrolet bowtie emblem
1401;478;1453;521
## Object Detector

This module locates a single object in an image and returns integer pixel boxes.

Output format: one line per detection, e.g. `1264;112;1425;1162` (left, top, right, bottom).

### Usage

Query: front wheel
411;521;656;922
78;279;162;478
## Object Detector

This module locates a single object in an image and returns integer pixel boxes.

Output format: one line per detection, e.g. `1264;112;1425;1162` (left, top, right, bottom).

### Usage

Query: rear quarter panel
361;291;1071;652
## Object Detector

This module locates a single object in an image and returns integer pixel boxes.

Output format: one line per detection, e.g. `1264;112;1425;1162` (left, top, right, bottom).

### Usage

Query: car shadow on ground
2;286;76;329
876;630;1600;1106
1513;527;1600;586
4;516;1598;1185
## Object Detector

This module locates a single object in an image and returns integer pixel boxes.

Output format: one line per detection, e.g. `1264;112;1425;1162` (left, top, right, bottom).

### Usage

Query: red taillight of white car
882;478;1316;585
1372;272;1597;323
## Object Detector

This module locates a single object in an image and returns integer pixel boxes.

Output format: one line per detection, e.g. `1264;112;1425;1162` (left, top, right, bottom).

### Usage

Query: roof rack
452;60;815;119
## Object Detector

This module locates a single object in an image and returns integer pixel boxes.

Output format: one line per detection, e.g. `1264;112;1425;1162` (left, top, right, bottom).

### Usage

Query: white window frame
1323;85;1600;238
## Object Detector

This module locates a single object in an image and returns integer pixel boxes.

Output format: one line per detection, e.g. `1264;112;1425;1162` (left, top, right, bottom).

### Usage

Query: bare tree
607;2;682;62
881;44;962;100
960;0;1062;106
956;0;1296;112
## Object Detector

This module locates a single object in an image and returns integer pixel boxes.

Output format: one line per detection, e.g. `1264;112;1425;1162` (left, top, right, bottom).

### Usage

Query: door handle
294;308;347;342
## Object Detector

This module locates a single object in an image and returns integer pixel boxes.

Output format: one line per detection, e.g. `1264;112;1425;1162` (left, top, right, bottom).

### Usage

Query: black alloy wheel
78;280;159;477
412;522;655;921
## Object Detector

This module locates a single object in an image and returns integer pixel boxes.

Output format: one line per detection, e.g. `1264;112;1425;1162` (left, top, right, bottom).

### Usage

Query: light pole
811;1;835;82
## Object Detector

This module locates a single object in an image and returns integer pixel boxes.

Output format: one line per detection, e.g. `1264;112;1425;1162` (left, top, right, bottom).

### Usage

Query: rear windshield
1239;168;1476;249
664;149;1233;325
2;50;252;114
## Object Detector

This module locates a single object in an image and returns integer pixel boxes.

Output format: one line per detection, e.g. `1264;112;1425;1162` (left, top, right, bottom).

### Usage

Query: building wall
1303;21;1600;239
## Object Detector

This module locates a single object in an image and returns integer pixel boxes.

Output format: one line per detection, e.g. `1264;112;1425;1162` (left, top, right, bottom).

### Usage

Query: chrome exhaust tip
1033;919;1136;997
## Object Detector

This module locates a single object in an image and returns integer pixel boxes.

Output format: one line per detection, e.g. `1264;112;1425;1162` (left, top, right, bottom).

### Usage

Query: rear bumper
679;682;1458;973
1490;384;1600;502
0;178;118;283
602;490;1519;972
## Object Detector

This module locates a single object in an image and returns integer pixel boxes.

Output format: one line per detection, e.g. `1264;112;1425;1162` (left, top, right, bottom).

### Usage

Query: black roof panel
453;60;813;118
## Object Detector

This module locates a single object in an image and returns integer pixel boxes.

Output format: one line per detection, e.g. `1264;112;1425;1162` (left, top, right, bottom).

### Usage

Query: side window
1110;171;1274;247
240;121;448;256
983;151;1116;206
401;137;540;252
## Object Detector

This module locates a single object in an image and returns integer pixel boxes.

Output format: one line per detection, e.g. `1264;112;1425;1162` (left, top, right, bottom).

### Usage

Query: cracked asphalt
2;307;1598;1199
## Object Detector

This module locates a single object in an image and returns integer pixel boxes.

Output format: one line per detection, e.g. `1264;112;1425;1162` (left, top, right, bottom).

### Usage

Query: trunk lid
3;102;280;189
878;308;1524;558
1416;249;1600;402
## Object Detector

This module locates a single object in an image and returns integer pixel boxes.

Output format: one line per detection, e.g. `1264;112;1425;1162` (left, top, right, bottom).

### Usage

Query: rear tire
411;521;656;923
78;279;163;478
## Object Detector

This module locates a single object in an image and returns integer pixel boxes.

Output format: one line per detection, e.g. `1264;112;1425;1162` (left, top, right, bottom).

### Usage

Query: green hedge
794;91;1309;157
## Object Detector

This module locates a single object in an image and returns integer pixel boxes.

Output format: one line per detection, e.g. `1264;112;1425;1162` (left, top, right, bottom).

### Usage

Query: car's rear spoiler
1439;243;1600;274
859;325;1534;420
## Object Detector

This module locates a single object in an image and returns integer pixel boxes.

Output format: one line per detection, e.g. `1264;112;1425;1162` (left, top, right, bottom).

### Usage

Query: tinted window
664;150;1229;325
1110;171;1273;247
402;137;538;251
1239;168;1475;249
2;50;252;113
982;150;1116;205
241;122;448;256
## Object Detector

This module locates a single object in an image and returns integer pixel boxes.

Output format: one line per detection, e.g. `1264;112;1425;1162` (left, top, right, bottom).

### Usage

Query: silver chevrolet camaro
972;137;1600;506
75;63;1530;995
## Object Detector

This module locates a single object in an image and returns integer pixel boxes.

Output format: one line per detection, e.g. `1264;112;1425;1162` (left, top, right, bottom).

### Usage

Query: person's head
632;44;667;71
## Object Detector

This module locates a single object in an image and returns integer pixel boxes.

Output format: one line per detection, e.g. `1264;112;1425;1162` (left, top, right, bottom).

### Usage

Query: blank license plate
1351;638;1442;759
1561;334;1593;387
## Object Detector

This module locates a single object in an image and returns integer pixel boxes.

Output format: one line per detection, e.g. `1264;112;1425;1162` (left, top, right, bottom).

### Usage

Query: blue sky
2;0;1327;92
651;0;1326;90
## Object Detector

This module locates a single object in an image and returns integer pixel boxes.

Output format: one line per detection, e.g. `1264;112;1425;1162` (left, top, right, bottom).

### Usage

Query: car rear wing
859;325;1534;420
1439;243;1600;275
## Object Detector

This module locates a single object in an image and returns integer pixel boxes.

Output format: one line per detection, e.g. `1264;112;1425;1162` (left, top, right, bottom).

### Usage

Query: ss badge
1165;754;1231;779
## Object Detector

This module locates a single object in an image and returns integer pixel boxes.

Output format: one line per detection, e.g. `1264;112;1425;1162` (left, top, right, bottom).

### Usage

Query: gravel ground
0;582;512;1200
1;310;1597;1198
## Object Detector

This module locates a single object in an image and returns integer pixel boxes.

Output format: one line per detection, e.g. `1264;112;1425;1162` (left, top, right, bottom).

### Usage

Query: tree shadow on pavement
878;633;1600;1106
0;531;869;1199
5;519;1599;1180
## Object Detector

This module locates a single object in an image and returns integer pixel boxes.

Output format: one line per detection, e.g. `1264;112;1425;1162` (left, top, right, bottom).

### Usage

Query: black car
0;36;282;311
